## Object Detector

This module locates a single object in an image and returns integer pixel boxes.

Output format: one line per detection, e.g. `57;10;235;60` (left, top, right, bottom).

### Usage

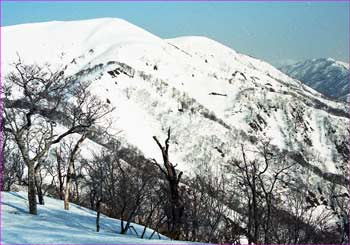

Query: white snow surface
1;191;192;244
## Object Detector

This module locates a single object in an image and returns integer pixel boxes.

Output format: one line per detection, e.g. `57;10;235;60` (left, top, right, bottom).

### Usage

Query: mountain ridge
279;58;350;102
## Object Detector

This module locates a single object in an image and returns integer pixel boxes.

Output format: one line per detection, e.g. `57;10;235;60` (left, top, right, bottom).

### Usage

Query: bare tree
228;141;294;244
152;128;184;240
54;146;66;200
118;162;155;235
255;141;295;244
84;142;157;235
84;150;110;232
60;79;114;210
230;145;262;244
183;171;231;243
44;145;67;200
1;129;24;191
63;134;86;209
3;61;69;214
2;59;113;214
139;195;164;239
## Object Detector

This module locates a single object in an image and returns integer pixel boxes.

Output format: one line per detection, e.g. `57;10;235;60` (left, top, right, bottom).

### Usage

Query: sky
2;1;349;66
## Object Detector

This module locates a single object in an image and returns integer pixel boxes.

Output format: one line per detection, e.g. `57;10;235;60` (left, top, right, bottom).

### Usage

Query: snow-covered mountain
1;191;190;244
2;18;349;240
279;58;350;102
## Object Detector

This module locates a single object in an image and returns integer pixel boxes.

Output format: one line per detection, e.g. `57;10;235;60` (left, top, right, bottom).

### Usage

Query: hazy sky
2;1;349;66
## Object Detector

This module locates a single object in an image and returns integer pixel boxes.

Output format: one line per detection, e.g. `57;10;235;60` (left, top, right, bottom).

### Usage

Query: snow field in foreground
1;191;194;244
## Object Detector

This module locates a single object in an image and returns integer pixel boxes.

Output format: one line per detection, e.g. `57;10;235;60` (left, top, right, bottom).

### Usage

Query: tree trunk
28;162;37;215
252;181;259;244
149;215;166;240
96;199;101;232
122;205;139;235
64;159;74;210
264;196;271;244
56;148;64;200
64;134;86;210
74;178;80;203
64;170;72;210
73;160;80;203
121;219;126;234
141;207;156;238
35;171;45;205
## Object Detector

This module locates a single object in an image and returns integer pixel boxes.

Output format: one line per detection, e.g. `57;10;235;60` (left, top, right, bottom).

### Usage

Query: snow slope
2;18;349;232
1;191;191;244
279;58;350;101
